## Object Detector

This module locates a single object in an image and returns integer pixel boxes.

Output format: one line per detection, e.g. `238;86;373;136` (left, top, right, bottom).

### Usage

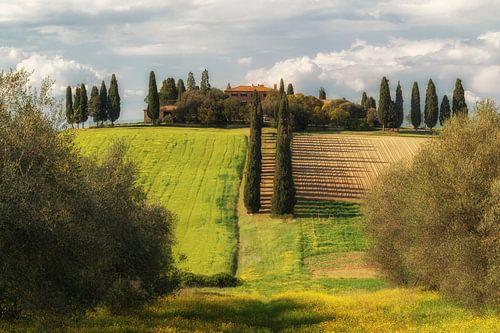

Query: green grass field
3;126;497;332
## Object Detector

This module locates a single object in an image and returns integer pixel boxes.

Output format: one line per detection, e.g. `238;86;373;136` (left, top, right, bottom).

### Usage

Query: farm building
143;105;176;123
224;84;277;103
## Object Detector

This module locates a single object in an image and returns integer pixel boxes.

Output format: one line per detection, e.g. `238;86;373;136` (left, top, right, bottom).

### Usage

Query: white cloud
246;33;500;102
124;89;144;98
237;57;252;65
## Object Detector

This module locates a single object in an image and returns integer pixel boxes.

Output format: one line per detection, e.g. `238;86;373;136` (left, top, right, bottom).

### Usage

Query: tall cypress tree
243;90;262;213
79;84;88;128
73;87;81;127
159;80;169;106
147;71;160;125
410;82;421;129
368;96;376;109
424;79;438;130
65;86;74;128
89;86;101;125
287;83;294;95
200;69;210;93
187;72;196;90
108;74;121;126
177;79;186;101
452;78;468;116
394;81;404;129
99;81;108;127
361;91;368;108
271;85;296;216
319;87;326;99
439;95;451;126
378;76;391;130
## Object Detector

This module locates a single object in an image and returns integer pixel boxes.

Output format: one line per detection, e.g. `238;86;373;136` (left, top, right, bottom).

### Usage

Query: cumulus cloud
246;32;500;102
237;57;252;66
124;89;145;98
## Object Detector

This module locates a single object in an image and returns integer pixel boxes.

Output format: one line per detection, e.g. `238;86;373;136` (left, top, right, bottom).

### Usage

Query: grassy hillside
74;127;247;275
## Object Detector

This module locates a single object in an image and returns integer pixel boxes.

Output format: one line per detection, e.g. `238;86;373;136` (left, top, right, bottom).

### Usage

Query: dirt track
292;133;427;202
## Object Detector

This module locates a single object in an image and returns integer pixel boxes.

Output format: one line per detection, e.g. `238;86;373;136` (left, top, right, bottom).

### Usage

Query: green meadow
4;126;497;332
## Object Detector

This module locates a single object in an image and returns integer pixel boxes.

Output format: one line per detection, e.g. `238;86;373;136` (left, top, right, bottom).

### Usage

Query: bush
364;100;500;307
178;272;242;288
0;70;176;316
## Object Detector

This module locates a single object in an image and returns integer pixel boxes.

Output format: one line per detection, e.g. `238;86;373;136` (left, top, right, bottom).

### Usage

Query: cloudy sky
1;0;499;121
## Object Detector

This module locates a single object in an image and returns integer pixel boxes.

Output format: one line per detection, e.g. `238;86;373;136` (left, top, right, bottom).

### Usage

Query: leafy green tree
79;83;88;128
452;78;468;116
394;81;404;129
200;69;211;93
159;78;177;105
243;91;262;213
439;95;451;126
177;79;186;101
73;87;81;127
99;81;108;127
319;87;326;99
378;76;391;130
89;85;101;125
287;83;294;95
411;82;421;129
368;96;376;109
147;71;160;125
187;72;196;91
424;79;439;130
65;86;74;128
108;74;121;126
271;88;296;215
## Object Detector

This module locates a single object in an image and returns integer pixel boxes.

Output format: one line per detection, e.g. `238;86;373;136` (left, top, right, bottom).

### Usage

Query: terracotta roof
225;84;276;93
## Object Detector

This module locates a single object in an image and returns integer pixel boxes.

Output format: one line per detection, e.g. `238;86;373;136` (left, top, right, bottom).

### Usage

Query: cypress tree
394;81;404;129
361;91;368;108
378;77;391;130
439;95;451;126
89;86;101;126
243;90;262;213
452;78;468;116
187;72;196;90
74;87;81;128
271;87;296;216
159;80;168;106
65;86;74;128
424;79;438;130
79;84;88;128
319;87;326;99
410;82;421;129
166;78;177;101
108;74;121;126
177;79;186;101
147;71;160;125
369;96;376;109
279;78;285;96
287;83;294;95
200;69;210;93
99;81;108;127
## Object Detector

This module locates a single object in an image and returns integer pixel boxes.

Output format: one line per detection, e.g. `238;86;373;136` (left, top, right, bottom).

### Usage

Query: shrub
0;70;176;316
364;100;500;307
178;272;242;288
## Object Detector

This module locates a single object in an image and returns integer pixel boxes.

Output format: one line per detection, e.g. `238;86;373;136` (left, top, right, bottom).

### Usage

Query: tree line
375;77;468;131
244;79;296;216
65;74;121;127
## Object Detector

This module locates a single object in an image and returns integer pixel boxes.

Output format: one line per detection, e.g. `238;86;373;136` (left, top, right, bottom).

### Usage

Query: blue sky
1;0;499;121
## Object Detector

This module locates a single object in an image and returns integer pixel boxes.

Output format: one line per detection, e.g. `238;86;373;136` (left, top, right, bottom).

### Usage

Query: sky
1;0;499;121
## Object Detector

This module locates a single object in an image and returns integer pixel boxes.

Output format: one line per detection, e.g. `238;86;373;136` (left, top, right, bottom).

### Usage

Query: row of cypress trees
378;77;468;130
65;74;120;128
243;79;296;216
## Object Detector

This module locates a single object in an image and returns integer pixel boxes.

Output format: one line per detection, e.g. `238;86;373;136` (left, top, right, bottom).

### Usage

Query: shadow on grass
294;197;361;219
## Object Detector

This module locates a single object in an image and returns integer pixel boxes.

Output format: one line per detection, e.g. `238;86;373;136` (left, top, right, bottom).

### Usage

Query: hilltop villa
224;84;277;103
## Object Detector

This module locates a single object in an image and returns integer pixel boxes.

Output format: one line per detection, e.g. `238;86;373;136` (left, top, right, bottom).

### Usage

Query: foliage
159;78;177;105
0;70;175;316
107;74;120;125
286;83;294;95
186;71;197;90
146;71;160;125
319;86;326;99
243;92;262;213
73;86;81;125
271;91;296;215
452;78;468;116
98;81;108;126
178;272;242;288
393;81;404;129
424;79;438;129
288;93;321;130
177;78;186;100
439;94;451;126
364;101;500;306
410;81;421;129
174;89;205;123
88;85;101;124
65;86;73;126
79;83;88;126
378;76;391;129
200;69;211;94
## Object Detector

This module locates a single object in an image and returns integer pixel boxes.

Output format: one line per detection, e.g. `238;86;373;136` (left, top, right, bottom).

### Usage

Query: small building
144;105;176;123
224;84;277;104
